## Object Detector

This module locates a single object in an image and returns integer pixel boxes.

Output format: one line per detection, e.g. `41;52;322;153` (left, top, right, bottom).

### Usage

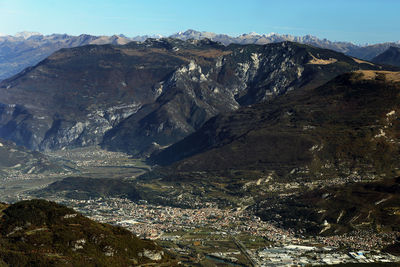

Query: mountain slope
101;41;382;155
151;70;400;173
254;176;400;235
373;47;400;67
0;39;192;151
0;199;171;266
0;39;380;155
146;71;400;233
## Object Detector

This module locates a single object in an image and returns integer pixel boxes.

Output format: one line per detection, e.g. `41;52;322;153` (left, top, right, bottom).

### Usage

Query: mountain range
171;29;400;60
1;29;400;81
0;39;383;155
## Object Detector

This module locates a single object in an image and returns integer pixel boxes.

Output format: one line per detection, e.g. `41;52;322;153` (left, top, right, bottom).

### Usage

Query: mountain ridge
1;29;400;81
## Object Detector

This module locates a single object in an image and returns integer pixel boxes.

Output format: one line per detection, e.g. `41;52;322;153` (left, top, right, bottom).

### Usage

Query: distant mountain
0;199;171;266
172;29;355;48
0;39;380;155
1;29;400;81
130;34;164;42
0;33;137;80
372;46;400;67
148;70;400;233
14;31;41;39
171;29;400;60
170;29;235;45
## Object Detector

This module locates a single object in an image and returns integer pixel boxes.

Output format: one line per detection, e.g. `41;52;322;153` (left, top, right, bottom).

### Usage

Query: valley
0;38;400;266
0;146;148;202
1;145;397;266
2;0;400;265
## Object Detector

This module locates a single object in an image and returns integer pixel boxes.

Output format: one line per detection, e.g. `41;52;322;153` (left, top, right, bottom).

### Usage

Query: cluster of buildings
3;146;398;265
58;197;291;240
53;196;400;266
318;229;400;250
256;245;399;266
47;145;139;168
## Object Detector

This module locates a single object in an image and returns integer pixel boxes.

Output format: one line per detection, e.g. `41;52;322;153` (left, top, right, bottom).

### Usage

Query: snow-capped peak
264;32;278;37
248;31;260;36
15;31;42;39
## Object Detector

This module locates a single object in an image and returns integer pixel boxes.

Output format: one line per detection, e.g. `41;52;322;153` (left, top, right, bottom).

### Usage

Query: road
231;235;258;267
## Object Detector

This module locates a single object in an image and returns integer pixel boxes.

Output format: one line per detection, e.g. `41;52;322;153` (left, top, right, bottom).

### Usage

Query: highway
231;235;258;267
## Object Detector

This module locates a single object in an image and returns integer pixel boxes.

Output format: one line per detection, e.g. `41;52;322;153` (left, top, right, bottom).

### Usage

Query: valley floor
0;146;149;202
2;147;400;266
17;195;399;266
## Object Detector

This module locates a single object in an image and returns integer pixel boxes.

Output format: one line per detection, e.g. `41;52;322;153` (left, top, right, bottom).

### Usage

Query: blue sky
0;0;399;44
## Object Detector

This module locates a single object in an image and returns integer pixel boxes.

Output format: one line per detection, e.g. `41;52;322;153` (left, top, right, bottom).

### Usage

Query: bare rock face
140;249;165;261
0;39;379;155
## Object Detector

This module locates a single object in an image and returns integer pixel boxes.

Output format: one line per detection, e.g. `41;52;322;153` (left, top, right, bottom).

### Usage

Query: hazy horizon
1;0;399;45
1;29;400;47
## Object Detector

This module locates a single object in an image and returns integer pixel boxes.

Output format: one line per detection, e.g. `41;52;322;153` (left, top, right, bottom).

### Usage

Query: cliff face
0;39;380;155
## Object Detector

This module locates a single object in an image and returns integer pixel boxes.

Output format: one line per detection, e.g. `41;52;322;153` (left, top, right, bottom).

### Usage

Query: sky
0;0;399;44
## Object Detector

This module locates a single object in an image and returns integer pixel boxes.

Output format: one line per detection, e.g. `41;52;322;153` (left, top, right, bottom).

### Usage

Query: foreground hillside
146;70;400;234
0;39;381;155
0;199;171;266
